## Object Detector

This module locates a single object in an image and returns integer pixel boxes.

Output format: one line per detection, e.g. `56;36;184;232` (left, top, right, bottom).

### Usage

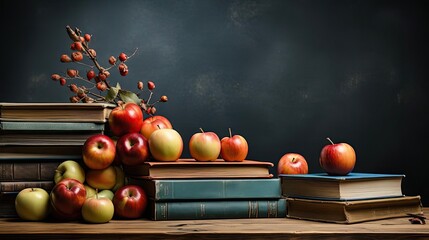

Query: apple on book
277;153;308;175
189;128;221;161
220;128;248;162
149;128;183;161
319;138;356;175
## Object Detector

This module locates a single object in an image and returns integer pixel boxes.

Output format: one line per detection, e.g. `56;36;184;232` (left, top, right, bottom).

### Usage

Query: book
286;195;423;224
127;178;281;200
0;192;17;217
123;159;274;179
0;102;115;123
280;173;405;201
149;198;287;220
0;181;55;193
0;131;102;145
0;145;83;160
0;121;106;131
0;161;60;181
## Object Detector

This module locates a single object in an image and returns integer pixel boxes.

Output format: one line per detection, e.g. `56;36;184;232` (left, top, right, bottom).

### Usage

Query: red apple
319;137;356;175
50;178;87;220
116;132;150;166
149;128;183;161
189;128;221;161
277;153;308;175
112;185;147;219
82;134;116;170
85;165;117;190
140;115;173;140
220;128;248;162
108;102;144;137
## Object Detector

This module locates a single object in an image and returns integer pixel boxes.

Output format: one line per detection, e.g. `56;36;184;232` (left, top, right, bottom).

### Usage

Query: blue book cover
128;178;281;200
150;198;287;220
280;173;405;201
0;121;106;131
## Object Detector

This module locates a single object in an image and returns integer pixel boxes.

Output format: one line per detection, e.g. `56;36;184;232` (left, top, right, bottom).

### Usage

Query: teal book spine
128;178;281;200
0;121;106;131
150;198;287;220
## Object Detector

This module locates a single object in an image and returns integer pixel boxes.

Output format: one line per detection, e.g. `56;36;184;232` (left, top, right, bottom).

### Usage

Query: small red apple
82;134;116;170
277;153;308;175
108;102;144;137
140;115;173;140
189;128;221;161
113;185;147;219
116;132;150;166
220;128;248;162
50;178;87;220
319;137;356;175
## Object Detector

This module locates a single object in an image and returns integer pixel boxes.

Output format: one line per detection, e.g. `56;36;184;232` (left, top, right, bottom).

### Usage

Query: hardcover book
127;178;281;200
0;192;17;217
0;181;55;193
0;102;115;123
0;161;61;181
149;198;287;220
0;145;83;160
0;121;106;131
280;173;405;201
286;195;423;224
0;131;102;145
123;159;274;179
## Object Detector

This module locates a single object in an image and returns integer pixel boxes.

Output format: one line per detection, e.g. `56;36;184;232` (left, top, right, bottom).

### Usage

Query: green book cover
128;178;281;200
149;198;287;220
0;121;106;131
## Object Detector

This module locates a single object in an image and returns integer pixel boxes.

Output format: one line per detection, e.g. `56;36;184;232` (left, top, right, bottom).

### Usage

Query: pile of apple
15;102;251;223
277;137;357;176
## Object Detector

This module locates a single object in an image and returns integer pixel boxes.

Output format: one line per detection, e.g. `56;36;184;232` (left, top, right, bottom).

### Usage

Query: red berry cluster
51;25;168;116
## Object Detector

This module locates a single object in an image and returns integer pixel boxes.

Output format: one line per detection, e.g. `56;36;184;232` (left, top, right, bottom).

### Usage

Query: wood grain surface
0;208;427;239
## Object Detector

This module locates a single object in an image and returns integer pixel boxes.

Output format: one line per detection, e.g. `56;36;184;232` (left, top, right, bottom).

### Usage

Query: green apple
98;189;114;200
15;188;50;221
149;128;183;161
54;160;85;184
85;184;97;199
81;195;114;223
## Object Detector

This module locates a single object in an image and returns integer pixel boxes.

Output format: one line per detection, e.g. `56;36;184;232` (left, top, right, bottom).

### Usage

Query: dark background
1;0;428;205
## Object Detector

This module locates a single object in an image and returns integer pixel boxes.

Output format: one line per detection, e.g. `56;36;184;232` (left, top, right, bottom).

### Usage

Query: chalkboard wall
1;0;428;205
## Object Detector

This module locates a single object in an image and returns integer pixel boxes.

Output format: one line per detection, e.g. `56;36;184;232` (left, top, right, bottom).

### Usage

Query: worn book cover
127;178;281;200
123;159;274;179
0;181;55;193
280;173;405;201
0;161;61;181
0;145;83;160
149;198;287;220
286;195;422;224
0;102;115;123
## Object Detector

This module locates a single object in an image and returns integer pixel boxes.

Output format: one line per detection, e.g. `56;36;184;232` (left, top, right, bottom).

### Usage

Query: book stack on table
125;159;287;220
280;172;423;224
0;102;115;217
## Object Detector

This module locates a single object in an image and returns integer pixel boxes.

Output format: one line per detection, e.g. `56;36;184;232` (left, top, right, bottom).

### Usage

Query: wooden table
0;208;428;239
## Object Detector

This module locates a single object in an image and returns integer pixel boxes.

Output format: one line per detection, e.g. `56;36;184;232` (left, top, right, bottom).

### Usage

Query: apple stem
199;128;204;133
228;128;232;138
326;137;334;145
291;157;296;163
157;124;161;129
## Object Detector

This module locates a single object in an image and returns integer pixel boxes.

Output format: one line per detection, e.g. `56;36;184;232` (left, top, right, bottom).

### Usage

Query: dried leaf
119;90;141;105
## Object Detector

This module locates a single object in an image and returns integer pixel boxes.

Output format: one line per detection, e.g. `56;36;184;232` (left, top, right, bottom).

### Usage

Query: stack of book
280;172;423;224
125;159;287;220
0;102;115;217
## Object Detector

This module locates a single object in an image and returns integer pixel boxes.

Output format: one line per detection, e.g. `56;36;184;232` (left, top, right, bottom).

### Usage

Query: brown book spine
0;181;55;192
0;193;17;217
0;162;59;181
